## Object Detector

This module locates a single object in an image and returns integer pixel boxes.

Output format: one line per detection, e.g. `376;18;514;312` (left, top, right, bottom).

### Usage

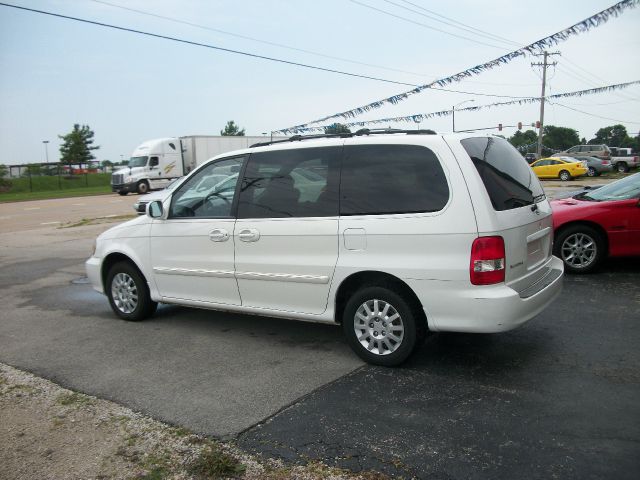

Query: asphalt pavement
239;257;640;478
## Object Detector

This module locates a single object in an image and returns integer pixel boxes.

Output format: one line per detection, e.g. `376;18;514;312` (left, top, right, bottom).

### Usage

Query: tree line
2;120;636;178
507;124;639;155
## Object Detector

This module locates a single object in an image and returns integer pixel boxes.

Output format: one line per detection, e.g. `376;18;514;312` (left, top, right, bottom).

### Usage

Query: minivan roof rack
249;128;437;148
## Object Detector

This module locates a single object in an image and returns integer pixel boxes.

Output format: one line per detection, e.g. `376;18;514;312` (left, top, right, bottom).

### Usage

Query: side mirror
147;200;164;219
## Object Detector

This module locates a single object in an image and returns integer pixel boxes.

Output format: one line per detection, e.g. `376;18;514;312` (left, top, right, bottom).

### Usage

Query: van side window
340;144;449;216
462;137;544;211
237;147;340;219
169;157;245;218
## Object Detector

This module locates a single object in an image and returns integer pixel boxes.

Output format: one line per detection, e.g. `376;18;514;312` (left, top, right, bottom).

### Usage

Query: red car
551;173;640;273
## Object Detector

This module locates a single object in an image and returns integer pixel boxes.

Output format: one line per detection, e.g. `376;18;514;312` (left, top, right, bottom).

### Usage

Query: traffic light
517;122;522;130
498;123;503;131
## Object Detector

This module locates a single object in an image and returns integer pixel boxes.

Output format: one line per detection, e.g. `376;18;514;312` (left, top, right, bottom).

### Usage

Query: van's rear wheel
106;261;157;321
342;286;418;366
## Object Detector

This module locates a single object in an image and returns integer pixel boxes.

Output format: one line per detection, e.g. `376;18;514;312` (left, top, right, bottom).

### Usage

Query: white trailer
111;135;284;195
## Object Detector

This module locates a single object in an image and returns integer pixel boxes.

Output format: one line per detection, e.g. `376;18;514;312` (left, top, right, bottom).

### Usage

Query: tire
342;286;420;367
106;261;157;321
118;191;129;196
554;225;605;274
587;167;596;177
559;170;571;181
616;162;629;173
137;181;150;194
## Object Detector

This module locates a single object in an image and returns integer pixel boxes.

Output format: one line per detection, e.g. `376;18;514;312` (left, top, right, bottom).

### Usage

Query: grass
0;172;113;202
0;185;113;203
187;445;246;479
56;392;95;407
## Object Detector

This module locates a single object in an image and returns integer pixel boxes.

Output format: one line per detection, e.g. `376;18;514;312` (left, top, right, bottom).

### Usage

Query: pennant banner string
275;0;639;134
279;80;640;134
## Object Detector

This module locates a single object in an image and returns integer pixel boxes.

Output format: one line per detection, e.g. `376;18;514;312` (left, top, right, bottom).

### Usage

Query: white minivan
86;130;563;366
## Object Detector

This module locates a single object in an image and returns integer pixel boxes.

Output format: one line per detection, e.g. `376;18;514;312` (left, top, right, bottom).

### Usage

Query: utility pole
532;51;559;158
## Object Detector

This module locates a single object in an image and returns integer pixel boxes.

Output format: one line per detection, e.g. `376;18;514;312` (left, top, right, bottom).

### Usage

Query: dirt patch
0;364;387;479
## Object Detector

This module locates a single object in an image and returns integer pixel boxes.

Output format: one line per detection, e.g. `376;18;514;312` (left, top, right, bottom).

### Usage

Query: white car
133;178;181;215
87;130;563;366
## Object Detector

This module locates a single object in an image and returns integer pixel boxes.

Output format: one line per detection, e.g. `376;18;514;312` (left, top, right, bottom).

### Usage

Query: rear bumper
408;256;564;333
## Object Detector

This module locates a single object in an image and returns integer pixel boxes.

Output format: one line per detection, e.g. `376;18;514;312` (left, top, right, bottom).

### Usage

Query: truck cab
111;138;184;195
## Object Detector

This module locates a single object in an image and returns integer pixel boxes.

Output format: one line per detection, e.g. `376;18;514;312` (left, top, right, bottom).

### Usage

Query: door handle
238;228;260;242
209;228;230;242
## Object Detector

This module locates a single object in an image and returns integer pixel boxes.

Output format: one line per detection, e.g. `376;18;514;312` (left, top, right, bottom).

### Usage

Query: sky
0;0;639;165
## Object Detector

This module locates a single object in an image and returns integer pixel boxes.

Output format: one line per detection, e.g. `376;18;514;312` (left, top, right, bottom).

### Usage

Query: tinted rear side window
461;137;544;211
340;144;449;215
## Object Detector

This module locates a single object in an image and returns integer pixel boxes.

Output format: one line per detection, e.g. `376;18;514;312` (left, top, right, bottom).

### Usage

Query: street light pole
452;100;475;132
42;140;49;163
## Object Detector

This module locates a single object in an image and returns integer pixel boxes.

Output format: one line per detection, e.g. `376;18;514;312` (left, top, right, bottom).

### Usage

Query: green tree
58;124;99;172
324;123;352;134
590;124;629;147
542;125;580;151
508;130;538;153
0;163;7;178
220;120;245;136
101;160;113;168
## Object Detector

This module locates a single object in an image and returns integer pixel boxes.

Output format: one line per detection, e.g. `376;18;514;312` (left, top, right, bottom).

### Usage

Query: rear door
233;146;341;314
456;137;555;290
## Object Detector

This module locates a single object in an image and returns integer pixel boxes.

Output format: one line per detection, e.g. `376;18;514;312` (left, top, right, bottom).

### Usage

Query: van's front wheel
342;286;418;366
106;262;157;321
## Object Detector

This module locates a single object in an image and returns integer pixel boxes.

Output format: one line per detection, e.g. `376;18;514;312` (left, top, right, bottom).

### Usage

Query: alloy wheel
111;272;138;314
353;299;405;356
561;232;597;270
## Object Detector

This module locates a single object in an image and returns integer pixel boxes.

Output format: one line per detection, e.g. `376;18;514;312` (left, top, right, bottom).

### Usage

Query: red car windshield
577;173;640;202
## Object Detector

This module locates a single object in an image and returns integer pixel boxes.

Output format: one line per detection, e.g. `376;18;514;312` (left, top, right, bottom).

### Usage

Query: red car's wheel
554;225;605;274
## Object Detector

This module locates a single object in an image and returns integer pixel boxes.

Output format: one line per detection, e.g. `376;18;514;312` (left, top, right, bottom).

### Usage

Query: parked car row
525;144;639;175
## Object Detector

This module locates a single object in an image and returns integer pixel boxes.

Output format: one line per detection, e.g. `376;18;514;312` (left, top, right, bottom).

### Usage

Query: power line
348;0;509;50
384;0;522;48
89;0;440;80
0;2;543;101
397;0;522;47
551;102;640;124
91;0;539;87
0;1;422;88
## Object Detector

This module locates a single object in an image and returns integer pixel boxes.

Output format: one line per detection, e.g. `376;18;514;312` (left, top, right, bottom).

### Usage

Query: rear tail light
602;160;610;165
470;236;506;285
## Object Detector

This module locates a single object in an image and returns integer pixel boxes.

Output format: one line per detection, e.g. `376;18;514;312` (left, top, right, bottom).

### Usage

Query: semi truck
111;135;285;195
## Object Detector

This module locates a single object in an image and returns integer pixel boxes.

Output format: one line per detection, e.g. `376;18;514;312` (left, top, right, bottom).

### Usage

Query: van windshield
461;137;545;211
128;156;148;168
